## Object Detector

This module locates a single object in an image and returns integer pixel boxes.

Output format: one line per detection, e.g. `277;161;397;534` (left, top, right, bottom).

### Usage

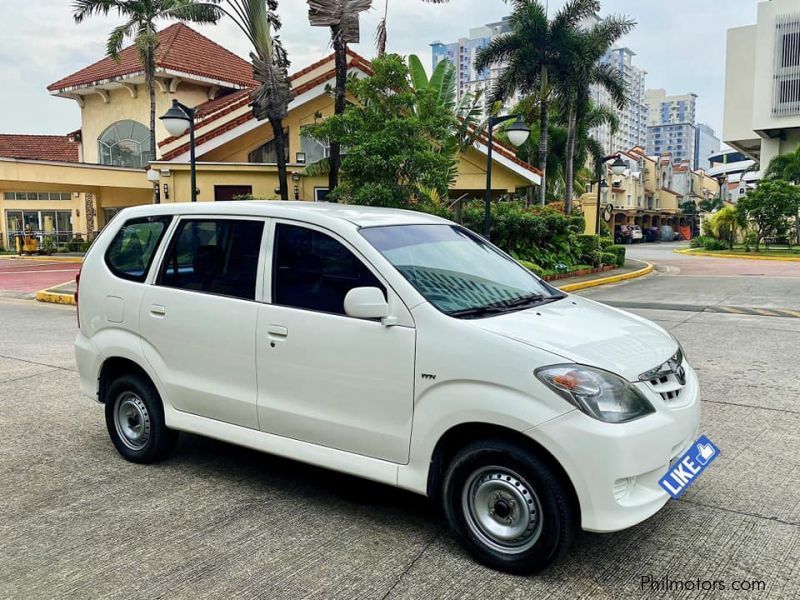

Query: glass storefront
5;209;73;248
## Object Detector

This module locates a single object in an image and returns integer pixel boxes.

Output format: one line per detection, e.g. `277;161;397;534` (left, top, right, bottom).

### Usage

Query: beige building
579;146;718;236
724;0;800;173
1;24;541;252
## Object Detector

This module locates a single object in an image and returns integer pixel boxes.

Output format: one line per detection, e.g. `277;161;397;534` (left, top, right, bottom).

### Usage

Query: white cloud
0;0;759;139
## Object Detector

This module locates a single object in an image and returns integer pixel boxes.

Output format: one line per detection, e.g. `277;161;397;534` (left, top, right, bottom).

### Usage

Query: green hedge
576;234;602;267
601;252;617;266
606;244;626;267
517;260;544;276
461;201;584;269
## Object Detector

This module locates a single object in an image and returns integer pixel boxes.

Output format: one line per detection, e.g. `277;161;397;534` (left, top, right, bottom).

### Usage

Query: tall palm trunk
271;118;289;200
145;25;158;203
537;67;549;206
329;23;347;193
564;102;577;215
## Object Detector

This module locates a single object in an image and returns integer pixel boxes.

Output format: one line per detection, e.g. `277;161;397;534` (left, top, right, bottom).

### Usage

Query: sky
0;0;760;140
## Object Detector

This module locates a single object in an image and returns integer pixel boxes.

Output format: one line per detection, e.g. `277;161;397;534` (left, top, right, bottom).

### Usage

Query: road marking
0;268;79;275
603;301;800;319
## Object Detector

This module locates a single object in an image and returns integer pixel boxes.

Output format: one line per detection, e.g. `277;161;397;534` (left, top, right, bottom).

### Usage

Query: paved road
0;258;80;299
1;247;798;599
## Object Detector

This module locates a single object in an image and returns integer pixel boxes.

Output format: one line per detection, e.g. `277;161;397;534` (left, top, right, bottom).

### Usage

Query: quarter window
159;219;264;301
272;223;384;315
105;216;172;282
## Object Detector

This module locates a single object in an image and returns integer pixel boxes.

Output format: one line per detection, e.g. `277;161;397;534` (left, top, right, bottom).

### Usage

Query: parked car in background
643;227;659;243
629;225;644;243
614;224;632;244
75;202;700;574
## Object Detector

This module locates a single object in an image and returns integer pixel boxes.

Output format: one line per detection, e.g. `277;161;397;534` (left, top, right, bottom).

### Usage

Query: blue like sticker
659;435;720;499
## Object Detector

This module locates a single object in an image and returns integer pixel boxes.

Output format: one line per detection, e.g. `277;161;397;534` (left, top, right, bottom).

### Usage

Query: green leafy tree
711;205;739;250
304;54;455;208
475;0;600;206
736;180;800;250
698;197;723;213
74;0;220;162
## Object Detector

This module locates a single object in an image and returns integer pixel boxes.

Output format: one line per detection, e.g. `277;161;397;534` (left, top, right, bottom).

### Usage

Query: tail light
75;269;81;328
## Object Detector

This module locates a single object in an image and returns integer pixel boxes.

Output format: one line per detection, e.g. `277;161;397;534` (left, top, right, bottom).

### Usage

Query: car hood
474;296;676;381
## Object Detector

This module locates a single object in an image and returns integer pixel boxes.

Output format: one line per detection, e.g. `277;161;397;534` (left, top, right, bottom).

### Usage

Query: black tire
442;439;577;574
104;374;178;464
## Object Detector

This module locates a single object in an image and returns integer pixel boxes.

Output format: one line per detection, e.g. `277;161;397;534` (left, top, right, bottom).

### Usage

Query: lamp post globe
506;119;531;147
611;156;627;176
160;101;191;137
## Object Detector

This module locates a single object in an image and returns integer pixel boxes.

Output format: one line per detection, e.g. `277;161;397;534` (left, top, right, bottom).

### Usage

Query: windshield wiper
447;293;552;318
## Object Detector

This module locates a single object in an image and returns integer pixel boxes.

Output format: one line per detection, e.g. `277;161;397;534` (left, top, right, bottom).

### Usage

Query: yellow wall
80;82;212;163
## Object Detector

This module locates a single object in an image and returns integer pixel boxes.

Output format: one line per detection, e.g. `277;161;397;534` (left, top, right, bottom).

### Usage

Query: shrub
599;236;614;250
601;252;617;266
703;238;728;251
576;234;602;267
606;244;626;267
517;260;544;276
690;235;712;248
461;201;581;268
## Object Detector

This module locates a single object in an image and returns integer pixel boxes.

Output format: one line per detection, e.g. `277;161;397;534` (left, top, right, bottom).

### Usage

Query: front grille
640;349;688;407
648;372;685;404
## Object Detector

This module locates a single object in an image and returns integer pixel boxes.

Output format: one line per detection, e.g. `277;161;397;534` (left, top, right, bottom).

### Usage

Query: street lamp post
595;154;627;235
483;115;530;239
160;100;198;203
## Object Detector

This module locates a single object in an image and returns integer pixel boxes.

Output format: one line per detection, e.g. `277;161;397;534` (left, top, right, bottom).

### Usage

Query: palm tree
765;144;800;183
476;0;600;206
698;197;723;213
73;1;220;162
375;1;450;56
204;0;293;199
307;1;372;194
560;15;634;214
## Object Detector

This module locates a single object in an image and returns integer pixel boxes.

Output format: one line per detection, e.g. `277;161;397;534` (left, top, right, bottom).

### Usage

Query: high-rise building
431;17;521;118
694;123;721;170
590;47;648;155
646;89;698;169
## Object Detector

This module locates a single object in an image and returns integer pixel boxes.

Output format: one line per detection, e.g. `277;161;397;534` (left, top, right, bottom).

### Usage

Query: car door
256;221;416;464
139;216;267;430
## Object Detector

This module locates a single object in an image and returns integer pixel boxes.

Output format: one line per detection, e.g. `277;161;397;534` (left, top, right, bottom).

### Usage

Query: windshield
361;224;562;317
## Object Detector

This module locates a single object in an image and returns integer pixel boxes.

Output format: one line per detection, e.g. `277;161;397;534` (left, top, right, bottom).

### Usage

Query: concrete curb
0;255;84;263
35;289;76;306
557;262;654;292
674;248;800;262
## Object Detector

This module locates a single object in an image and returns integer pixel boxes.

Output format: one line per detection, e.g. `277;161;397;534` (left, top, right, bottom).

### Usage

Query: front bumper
526;364;700;532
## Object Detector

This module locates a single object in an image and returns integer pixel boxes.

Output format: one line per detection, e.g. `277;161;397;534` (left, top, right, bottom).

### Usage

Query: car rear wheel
104;374;178;464
442;439;577;574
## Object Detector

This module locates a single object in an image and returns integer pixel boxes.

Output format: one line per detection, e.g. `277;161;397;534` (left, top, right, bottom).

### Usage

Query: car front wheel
442;439;577;574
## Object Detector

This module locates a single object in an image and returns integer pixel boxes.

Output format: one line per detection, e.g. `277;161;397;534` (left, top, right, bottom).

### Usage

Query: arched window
98;120;152;168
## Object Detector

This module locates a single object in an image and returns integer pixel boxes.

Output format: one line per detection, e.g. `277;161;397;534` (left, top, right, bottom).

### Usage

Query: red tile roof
48;23;256;92
0;134;80;163
161;51;373;159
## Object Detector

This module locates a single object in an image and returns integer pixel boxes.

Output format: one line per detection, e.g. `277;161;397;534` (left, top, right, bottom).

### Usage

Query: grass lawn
689;246;800;258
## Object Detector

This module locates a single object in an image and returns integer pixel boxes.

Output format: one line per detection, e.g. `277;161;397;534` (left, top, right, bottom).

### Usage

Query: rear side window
159;219;264;301
105;216;172;282
273;223;384;315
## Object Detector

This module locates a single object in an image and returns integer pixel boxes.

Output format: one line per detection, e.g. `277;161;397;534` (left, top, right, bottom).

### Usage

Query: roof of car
117;201;452;228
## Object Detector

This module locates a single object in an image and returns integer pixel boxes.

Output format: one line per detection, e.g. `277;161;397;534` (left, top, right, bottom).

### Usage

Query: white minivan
75;202;699;573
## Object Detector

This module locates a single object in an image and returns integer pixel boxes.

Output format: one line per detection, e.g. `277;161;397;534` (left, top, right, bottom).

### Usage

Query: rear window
105;216;172;282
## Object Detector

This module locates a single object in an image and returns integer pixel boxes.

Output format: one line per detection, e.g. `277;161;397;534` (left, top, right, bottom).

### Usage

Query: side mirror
344;287;389;320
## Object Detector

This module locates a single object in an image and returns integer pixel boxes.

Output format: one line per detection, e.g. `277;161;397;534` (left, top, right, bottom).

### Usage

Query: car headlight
535;364;655;423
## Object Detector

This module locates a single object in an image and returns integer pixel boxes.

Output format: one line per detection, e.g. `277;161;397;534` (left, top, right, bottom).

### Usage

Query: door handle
150;304;166;318
267;325;288;337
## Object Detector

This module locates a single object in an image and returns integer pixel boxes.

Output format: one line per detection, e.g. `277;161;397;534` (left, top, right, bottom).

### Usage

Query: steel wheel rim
114;392;151;451
461;466;543;554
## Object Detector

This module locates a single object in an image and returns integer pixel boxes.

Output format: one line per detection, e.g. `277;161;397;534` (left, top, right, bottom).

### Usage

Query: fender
397;379;573;494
